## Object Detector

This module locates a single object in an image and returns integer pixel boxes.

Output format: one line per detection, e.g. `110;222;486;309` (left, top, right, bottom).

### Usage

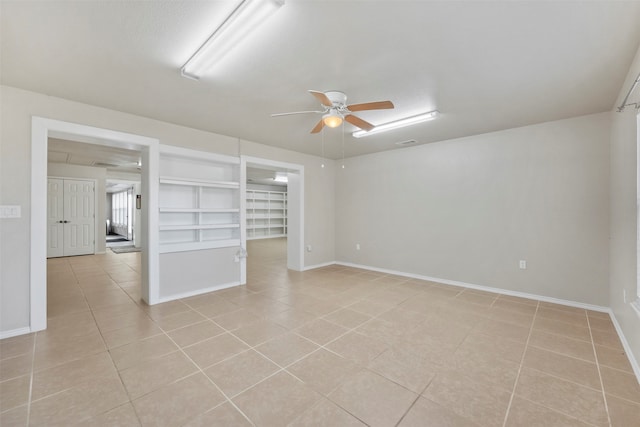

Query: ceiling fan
271;90;394;134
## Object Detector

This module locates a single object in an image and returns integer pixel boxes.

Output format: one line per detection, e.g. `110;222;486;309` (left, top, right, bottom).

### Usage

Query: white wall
609;44;640;373
0;85;335;335
48;162;107;254
335;113;611;306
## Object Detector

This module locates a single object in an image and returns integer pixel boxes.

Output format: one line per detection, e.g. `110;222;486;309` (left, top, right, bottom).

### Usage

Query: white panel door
47;178;64;258
63;180;95;256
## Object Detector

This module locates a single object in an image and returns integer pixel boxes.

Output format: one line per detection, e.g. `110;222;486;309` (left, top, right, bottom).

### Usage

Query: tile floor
1;237;640;426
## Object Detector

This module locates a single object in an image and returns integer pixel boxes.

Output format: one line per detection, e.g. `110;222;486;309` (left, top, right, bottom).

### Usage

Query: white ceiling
3;1;640;159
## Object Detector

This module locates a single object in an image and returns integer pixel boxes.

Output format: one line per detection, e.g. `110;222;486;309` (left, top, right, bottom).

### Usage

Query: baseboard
0;327;32;340
335;261;609;312
608;312;640;382
155;281;241;304
303;261;337;271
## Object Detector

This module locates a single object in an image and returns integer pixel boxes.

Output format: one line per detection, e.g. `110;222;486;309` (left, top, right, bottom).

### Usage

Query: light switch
0;205;21;219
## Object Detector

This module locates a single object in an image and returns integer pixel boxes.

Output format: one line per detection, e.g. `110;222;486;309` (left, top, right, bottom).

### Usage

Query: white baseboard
155;281;241;304
608;312;640;382
303;261;337;271
336;261;610;312
0;327;32;340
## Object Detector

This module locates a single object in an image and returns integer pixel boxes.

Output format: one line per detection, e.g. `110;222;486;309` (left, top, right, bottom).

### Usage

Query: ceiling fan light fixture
181;0;284;80
323;113;343;128
352;110;440;138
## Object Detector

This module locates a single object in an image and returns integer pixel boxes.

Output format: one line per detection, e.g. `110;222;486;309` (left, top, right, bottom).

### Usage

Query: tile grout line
586;313;613;427
25;325;37;427
501;300;540;427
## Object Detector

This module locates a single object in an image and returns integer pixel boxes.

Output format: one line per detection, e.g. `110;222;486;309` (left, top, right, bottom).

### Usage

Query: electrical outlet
306;245;312;252
519;260;527;270
356;243;360;250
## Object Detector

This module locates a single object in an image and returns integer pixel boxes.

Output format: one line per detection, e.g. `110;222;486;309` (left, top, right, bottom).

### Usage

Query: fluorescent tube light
352;110;440;138
181;0;284;80
273;172;288;183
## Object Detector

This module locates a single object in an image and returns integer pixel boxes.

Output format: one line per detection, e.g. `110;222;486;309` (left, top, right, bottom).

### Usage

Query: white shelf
246;189;287;240
159;156;241;253
160;176;239;189
159;207;240;213
159;239;240;254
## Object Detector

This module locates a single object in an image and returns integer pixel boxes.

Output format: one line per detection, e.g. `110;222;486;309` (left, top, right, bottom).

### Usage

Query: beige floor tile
325;331;388;367
595;344;634;373
37;311;98;340
347;299;395;316
289;397;366;426
588;315;616;333
233;371;321;427
152;309;206;332
231;319;288;346
183;402;252;427
29;376;128;426
102;320;163;349
287;348;360;395
488;306;536;328
533;317;591;342
447;345;520;391
295;318;348;345
329;369;417;427
78;402;141;427
32;351;116;401
0;334;35;360
456;290;498;307
474;318;532;343
322;308;371;329
183;332;249;369
591;328;624;350
461;332;526;363
424;369;512;426
607;393;640;427
0;374;31;412
142;300;191;321
93;309;152;334
0;353;33;382
256;332;319;367
398;397;480;427
211;308;263;331
109;334;178;370
599;366;640;403
266;308;317;330
514;367;608;426
536;306;589;328
167;320;225;348
0;404;28;426
205;349;280;397
505;397;593;427
34;330;106;372
132;373;225;427
528;329;596;362
522;346;601;390
369;347;437;393
119;350;198;399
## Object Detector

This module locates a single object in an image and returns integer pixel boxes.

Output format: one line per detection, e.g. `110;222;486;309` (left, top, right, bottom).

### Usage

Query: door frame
241;156;304;274
47;176;98;258
31;117;160;332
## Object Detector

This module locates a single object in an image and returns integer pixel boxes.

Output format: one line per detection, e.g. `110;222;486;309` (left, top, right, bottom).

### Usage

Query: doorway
241;156;304;283
31;117;160;333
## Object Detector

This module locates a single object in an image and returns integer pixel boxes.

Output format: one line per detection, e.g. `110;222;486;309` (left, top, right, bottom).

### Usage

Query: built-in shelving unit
159;156;241;254
246;189;287;240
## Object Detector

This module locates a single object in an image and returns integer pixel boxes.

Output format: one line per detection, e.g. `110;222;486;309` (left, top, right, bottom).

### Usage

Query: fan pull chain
321;126;325;168
341;121;345;169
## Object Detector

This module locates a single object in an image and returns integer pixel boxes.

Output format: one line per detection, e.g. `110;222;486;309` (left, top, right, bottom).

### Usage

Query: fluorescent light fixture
352;110;440;138
273;172;288;183
181;0;284;79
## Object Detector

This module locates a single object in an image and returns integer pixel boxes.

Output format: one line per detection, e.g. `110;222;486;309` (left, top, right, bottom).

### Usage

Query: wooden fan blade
310;119;325;134
347;100;394;112
309;90;334;107
344;114;374;131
